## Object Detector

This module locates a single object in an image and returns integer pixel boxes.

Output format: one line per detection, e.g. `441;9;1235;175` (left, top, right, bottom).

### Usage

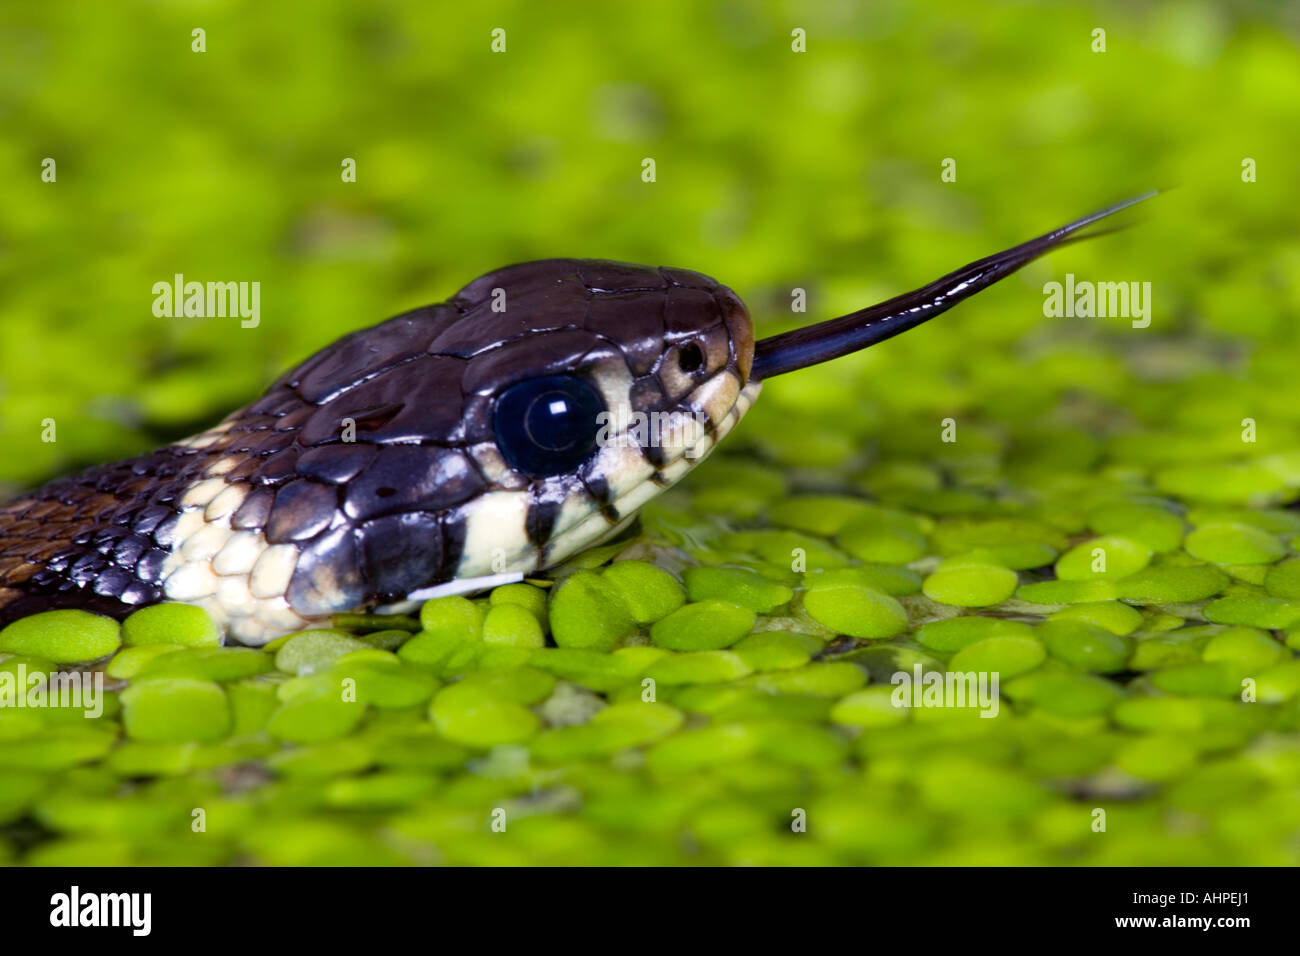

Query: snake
0;193;1153;646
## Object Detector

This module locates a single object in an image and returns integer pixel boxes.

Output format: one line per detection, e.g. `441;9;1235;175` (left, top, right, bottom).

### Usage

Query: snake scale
0;194;1152;645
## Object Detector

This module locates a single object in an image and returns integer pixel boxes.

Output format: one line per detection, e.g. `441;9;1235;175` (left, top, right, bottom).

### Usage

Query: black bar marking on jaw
749;191;1157;380
525;498;563;550
439;510;469;582
580;473;621;524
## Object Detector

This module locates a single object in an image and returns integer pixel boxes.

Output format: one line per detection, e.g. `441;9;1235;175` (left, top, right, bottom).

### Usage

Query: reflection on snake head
0;193;1153;644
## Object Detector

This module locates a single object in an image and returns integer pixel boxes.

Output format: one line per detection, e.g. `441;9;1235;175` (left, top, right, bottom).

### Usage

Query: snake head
232;258;760;637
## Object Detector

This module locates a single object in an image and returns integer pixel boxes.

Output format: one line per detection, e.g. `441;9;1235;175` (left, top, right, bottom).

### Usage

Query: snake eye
493;374;606;478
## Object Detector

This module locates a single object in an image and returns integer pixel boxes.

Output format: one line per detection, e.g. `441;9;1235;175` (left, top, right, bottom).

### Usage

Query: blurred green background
3;0;1300;868
1;0;1296;487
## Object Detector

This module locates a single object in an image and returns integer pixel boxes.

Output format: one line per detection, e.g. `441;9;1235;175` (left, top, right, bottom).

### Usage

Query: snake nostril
376;487;397;498
678;342;704;373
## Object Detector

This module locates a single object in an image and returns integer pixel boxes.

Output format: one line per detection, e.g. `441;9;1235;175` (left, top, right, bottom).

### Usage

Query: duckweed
747;662;867;696
396;629;476;672
731;630;819;671
1111;696;1207;732
830;686;909;727
1055;536;1151;581
481;603;546;648
1048;601;1143;636
683;566;793;613
358;628;415;652
1037;621;1132;673
135;646;273;682
488;583;550;626
1202;596;1300;629
1185;523;1287;565
811;564;921;596
1201;628;1283;671
227;681;279;735
1115;735;1199;781
0;728;116;771
649;600;755;651
531;702;684;761
802;582;907;639
930;518;1062;569
0;610;120;663
549;571;637;651
121;603;220;647
267;687;365;744
1016;578;1118;605
916;616;1033;653
644;650;752;685
1155;463;1287;505
646;723;763;773
1148;663;1240;697
1265;558;1300;599
274;630;369;676
1087;502;1185;553
120;679;231;743
104;644;185;680
1112;564;1230;603
723;529;850;570
948;636;1046;679
838;512;929;565
419;596;484;637
602;561;687;623
331;655;440;708
1003;669;1122;718
528;648;644;692
430;683;539;748
921;558;1018;607
1256;661;1300;703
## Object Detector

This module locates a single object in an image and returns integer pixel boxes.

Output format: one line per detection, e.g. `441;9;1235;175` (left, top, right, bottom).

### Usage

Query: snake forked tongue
748;190;1158;380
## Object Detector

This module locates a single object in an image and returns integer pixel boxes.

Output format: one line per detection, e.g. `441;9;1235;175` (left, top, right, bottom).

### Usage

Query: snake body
0;195;1153;645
